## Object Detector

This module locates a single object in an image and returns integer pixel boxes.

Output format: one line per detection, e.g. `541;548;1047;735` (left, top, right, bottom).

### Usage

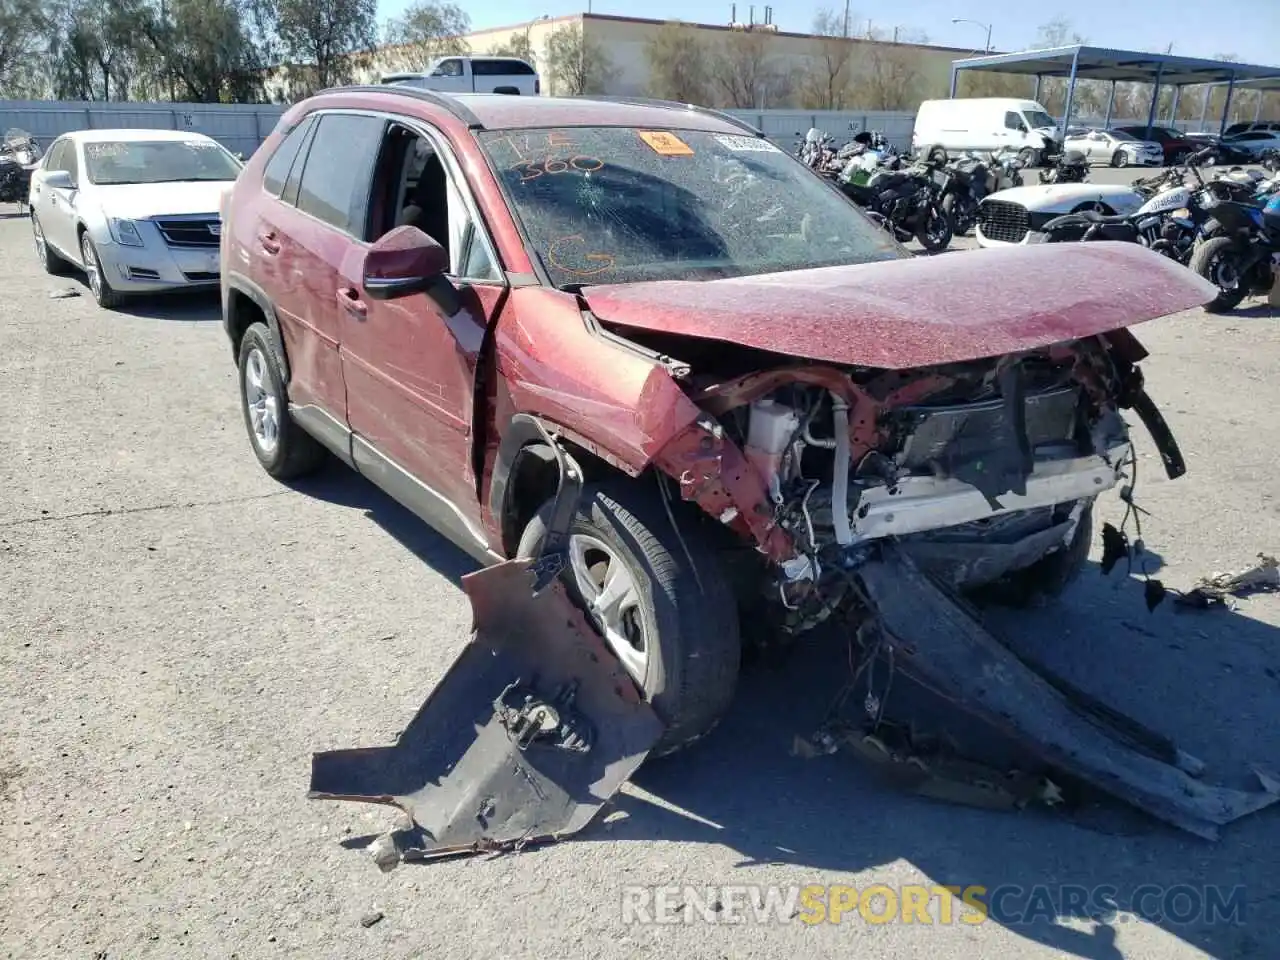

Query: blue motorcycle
1188;191;1280;312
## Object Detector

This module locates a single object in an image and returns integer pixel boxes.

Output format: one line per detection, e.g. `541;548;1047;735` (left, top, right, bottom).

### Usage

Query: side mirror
363;225;458;313
44;169;73;190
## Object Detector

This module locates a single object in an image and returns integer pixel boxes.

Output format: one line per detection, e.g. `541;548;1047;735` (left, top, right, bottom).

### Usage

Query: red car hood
582;243;1217;370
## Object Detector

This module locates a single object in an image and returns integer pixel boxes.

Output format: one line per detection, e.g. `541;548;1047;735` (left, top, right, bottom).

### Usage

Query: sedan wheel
568;533;650;681
32;214;66;274
79;232;122;308
1115;151;1130;168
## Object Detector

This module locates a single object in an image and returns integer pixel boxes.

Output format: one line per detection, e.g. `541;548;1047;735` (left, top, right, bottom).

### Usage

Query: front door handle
337;286;367;318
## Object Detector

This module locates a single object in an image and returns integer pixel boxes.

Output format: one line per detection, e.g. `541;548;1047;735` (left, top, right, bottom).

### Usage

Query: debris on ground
48;287;81;299
359;911;384;928
1175;554;1280;610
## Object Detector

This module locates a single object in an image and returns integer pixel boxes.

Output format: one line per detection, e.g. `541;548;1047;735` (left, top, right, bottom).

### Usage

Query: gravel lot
1;204;1278;960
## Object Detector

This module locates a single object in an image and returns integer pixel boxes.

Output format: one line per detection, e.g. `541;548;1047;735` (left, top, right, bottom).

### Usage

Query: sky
376;0;1280;66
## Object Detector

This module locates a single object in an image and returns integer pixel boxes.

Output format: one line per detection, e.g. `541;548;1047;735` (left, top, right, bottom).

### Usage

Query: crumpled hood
95;180;235;220
582;243;1217;370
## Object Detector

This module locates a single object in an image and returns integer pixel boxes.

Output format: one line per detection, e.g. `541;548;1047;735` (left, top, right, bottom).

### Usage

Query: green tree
644;21;709;104
46;0;150;100
142;0;268;102
274;0;377;94
545;24;614;96
0;0;49;96
488;33;534;66
382;0;469;71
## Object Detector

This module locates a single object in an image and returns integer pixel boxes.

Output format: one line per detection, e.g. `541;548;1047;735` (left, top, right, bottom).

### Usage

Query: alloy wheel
243;347;280;455
568;533;649;681
80;234;102;301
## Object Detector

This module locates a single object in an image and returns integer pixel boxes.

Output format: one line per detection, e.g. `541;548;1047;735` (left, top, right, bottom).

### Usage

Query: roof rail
581;95;765;137
313;85;486;129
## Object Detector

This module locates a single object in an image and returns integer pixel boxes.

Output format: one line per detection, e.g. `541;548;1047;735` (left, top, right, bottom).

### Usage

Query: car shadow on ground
109;288;222;321
317;463;1278;958
290;462;480;586
1219;302;1279;320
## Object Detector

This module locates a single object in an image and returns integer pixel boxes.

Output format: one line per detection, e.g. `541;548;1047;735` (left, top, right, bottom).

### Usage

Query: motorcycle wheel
915;202;953;252
1189;237;1248;312
940;194;975;236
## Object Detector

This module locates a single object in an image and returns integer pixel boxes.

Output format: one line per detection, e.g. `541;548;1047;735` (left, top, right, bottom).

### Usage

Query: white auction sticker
714;134;780;153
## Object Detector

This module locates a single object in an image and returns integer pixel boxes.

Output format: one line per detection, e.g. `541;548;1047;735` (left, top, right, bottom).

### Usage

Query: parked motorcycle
1188;193;1280;312
1038;149;1089;184
838;157;953;251
939;148;1024;235
0;129;41;212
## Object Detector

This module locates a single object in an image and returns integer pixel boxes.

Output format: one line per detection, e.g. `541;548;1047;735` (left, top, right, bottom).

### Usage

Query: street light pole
951;17;993;54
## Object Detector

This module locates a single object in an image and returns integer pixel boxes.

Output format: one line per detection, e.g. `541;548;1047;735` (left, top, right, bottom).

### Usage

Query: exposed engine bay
652;334;1153;634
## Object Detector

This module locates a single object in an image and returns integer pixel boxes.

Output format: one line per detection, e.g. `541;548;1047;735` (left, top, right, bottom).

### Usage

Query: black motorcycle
939;154;989;235
1038;149;1089;184
1188;196;1280;312
0;129;41;212
839;160;953;251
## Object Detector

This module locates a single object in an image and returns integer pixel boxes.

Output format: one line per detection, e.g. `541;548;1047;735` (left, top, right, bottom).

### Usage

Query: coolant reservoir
744;398;800;496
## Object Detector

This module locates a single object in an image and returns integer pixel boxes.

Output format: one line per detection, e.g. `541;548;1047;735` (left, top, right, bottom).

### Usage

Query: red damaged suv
221;89;1213;753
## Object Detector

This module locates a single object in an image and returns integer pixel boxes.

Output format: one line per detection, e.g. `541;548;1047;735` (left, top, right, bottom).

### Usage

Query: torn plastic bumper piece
855;544;1280;840
308;559;663;861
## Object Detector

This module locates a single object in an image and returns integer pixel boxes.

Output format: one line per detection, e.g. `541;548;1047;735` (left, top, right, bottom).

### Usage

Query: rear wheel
237;322;327;479
1189;236;1248;312
516;481;741;755
31;214;67;274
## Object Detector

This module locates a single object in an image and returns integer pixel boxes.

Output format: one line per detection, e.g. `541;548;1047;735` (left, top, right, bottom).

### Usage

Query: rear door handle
337;286;366;318
258;231;280;255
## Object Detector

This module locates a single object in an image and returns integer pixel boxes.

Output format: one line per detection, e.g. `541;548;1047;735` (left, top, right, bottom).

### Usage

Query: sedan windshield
478;126;902;287
84;140;242;185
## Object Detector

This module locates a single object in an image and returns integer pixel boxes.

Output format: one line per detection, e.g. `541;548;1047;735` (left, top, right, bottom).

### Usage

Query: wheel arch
223;274;290;381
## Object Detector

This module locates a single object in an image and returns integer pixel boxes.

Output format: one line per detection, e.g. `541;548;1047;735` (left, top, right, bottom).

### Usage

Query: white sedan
1062;129;1164;168
27;129;242;308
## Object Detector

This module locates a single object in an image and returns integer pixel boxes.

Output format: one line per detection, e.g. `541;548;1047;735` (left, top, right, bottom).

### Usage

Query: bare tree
709;28;779;108
798;8;855;110
644;20;709;104
545;24;614;96
275;0;377;94
488;33;534;66
855;43;922;111
381;0;468;71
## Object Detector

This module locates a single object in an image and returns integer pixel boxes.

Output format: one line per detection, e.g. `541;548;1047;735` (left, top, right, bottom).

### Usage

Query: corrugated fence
0;98;1193;156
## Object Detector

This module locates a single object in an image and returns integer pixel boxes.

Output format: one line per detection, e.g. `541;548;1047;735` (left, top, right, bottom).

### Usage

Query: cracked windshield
480;126;903;287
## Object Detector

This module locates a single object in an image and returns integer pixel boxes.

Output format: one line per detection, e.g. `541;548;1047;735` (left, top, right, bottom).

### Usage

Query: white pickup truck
380;56;540;96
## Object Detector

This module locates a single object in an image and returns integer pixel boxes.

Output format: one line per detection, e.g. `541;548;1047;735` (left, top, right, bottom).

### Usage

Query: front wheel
941;194;976;235
1114;152;1130;168
237;322;327;479
1189;236;1248;312
915;201;953;251
32;214;67;274
516;481;741;756
79;232;123;308
1017;147;1037;168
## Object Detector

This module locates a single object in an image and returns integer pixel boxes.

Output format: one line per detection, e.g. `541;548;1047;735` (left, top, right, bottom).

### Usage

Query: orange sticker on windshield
638;131;693;156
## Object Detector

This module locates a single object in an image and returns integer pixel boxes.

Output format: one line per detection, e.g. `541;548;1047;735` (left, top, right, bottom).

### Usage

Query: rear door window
295;113;385;235
263;116;316;196
473;59;534;75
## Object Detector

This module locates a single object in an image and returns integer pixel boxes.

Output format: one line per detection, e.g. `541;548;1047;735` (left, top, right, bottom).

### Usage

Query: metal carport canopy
949;45;1280;136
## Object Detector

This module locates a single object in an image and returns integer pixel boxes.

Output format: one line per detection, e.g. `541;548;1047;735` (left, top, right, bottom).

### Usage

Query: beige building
356;13;985;112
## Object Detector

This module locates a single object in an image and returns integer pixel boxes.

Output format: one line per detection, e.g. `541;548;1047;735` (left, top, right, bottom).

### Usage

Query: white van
381;56;539;96
913;98;1061;166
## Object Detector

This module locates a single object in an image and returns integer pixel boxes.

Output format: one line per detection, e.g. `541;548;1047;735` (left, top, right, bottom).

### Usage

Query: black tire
927;145;948;164
1189;236;1248;313
79;231;123;308
516;481;741;755
976;503;1094;607
941;193;975;236
915;201;953;251
237;322;326;480
31;213;68;274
